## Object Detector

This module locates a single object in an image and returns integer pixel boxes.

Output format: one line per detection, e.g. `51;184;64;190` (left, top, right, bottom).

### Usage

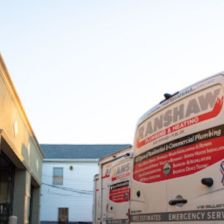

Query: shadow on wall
22;143;29;166
21;137;41;179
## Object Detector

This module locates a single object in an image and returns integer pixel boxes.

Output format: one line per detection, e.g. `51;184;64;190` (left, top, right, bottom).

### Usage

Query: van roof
99;145;133;164
137;73;224;127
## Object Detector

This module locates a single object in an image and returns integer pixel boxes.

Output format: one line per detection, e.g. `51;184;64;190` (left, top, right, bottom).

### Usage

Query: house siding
40;161;98;223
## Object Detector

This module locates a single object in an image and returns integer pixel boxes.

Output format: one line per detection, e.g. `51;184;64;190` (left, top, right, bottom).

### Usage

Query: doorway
0;152;15;224
58;207;69;223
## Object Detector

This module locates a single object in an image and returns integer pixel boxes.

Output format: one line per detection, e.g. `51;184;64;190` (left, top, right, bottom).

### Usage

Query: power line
44;190;91;198
42;174;93;183
42;182;93;195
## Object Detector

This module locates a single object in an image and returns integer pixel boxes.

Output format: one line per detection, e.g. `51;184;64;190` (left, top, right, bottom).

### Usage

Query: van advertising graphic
109;162;130;203
130;78;224;224
136;88;223;149
102;165;112;179
134;125;224;183
111;162;130;182
130;209;224;222
109;181;129;203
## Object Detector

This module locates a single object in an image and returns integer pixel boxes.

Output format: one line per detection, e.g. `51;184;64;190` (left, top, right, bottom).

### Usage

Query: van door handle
169;198;188;205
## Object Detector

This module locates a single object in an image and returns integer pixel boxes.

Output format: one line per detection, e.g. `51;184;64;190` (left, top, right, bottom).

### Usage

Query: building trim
0;54;44;158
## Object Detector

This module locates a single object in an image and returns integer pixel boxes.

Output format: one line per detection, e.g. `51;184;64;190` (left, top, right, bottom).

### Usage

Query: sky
1;0;224;145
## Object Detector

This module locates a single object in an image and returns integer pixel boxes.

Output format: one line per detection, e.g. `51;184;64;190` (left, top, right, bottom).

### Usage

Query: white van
130;74;224;223
99;146;133;224
93;174;101;224
106;149;133;224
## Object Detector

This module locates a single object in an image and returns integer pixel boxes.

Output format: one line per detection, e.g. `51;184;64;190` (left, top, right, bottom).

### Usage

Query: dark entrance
58;207;69;223
0;152;15;224
29;185;34;224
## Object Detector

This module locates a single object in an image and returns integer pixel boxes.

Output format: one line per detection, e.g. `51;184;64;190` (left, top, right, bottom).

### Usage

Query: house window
53;167;63;185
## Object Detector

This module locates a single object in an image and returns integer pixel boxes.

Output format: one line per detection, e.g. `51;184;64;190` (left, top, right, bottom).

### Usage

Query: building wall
0;55;43;184
40;160;98;223
0;55;43;223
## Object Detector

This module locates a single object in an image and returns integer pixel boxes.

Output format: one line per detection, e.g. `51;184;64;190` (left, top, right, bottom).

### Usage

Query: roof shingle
40;144;131;159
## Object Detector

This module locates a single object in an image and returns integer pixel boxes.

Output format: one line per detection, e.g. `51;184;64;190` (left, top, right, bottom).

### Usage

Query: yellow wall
0;55;43;185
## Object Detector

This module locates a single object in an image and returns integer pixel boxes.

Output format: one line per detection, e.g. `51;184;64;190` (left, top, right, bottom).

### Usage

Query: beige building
0;55;43;224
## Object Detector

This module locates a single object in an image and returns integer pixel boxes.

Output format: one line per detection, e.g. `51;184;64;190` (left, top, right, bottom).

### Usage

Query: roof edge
43;158;99;162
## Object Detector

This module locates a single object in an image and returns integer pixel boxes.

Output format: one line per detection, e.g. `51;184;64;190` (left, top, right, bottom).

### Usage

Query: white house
40;144;131;224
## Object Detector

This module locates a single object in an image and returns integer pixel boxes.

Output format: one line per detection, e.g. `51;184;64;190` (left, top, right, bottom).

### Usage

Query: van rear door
132;77;224;223
164;84;224;223
166;126;224;223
